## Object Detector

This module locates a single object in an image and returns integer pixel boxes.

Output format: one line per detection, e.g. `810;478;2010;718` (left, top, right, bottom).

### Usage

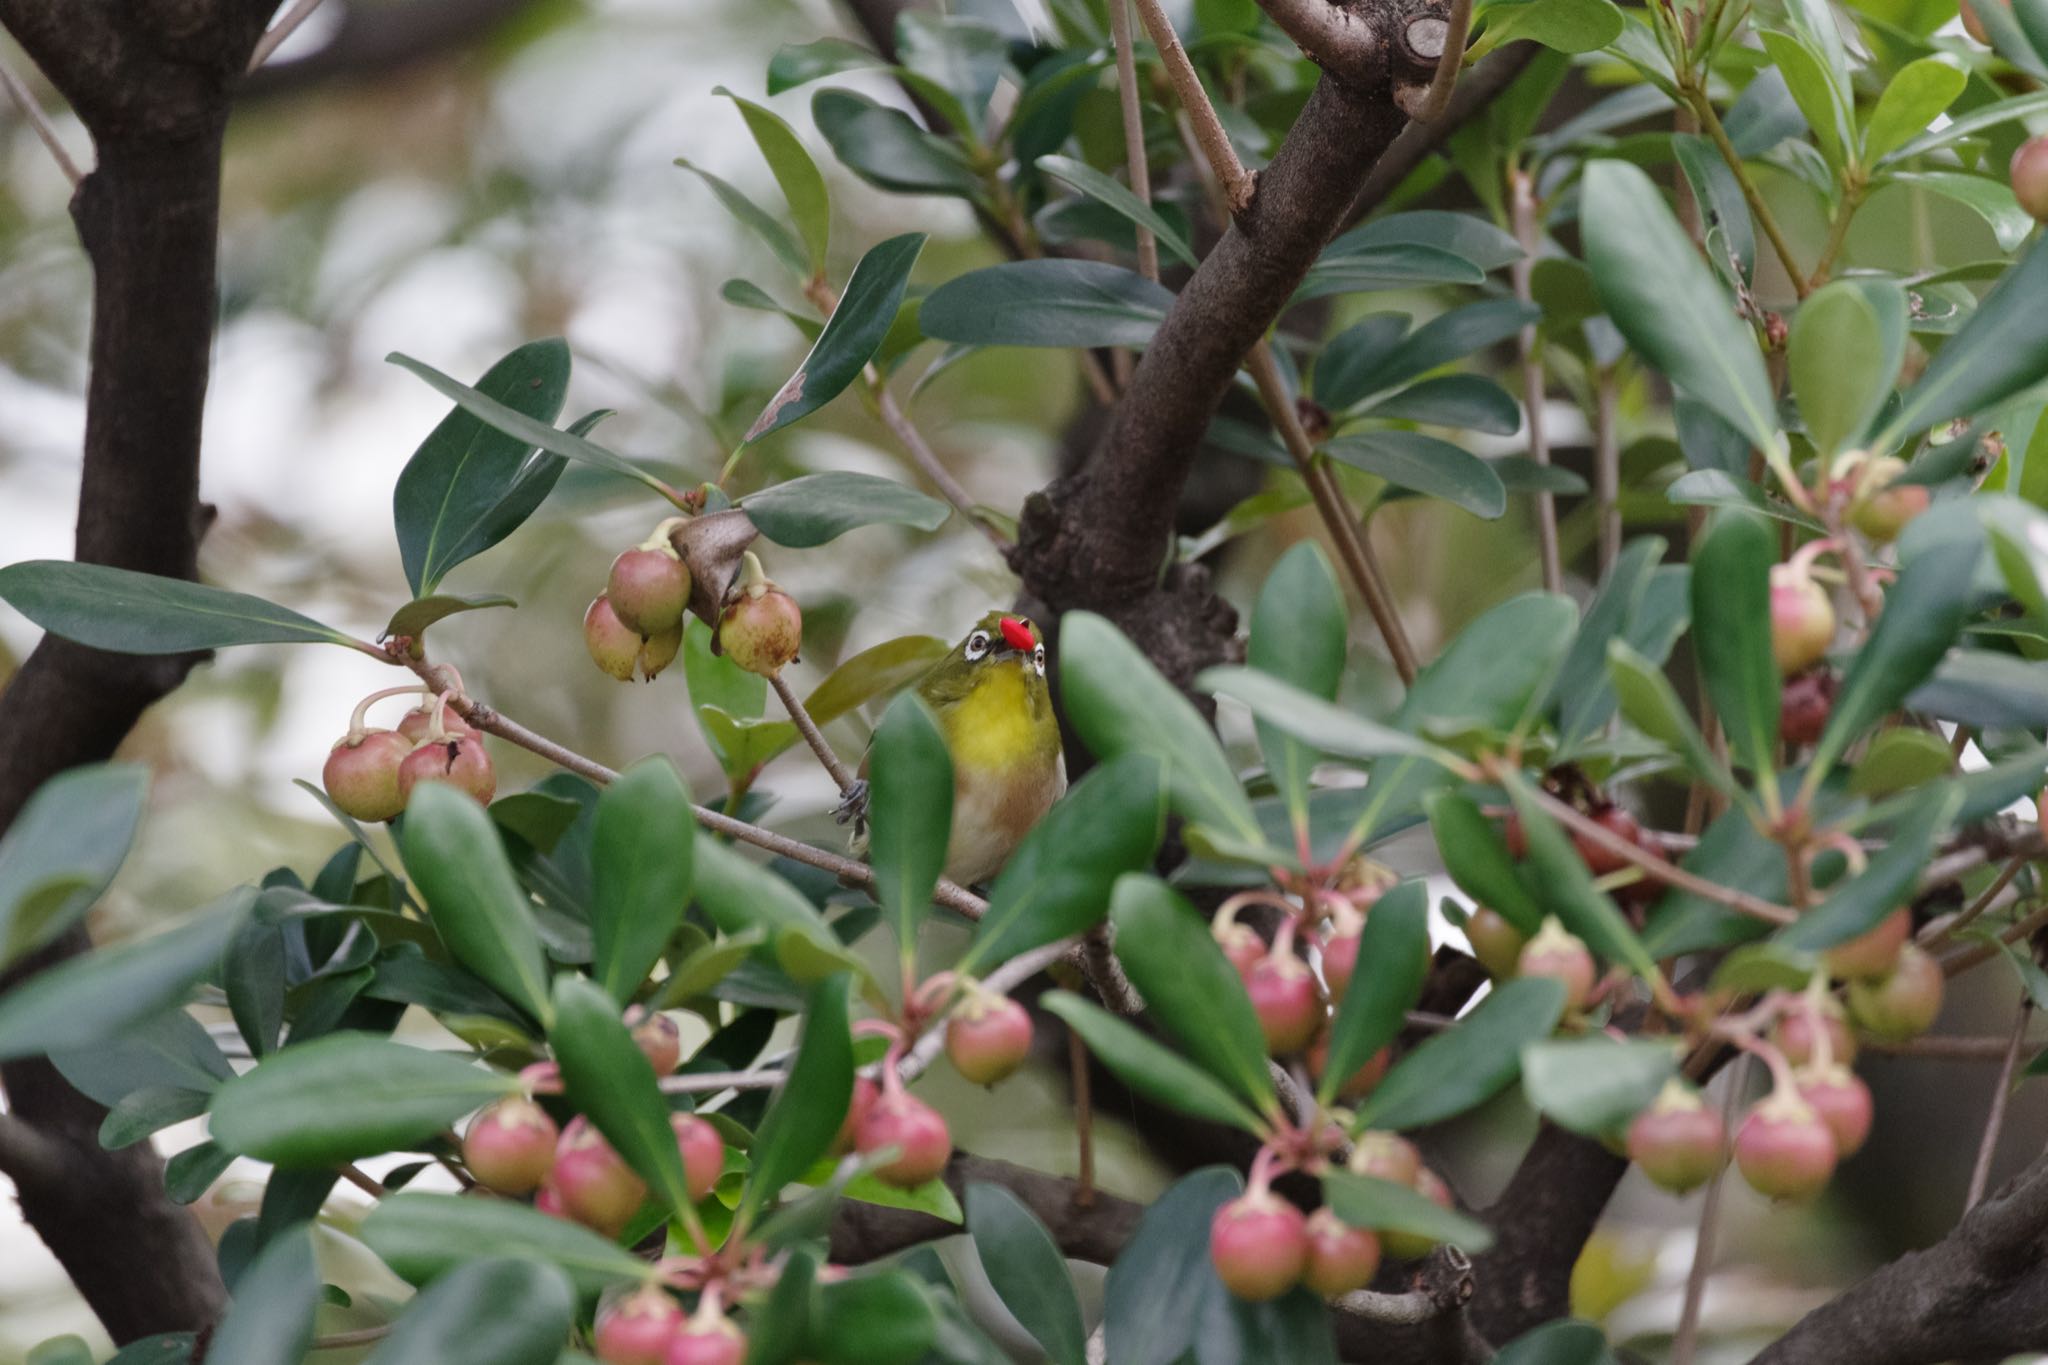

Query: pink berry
1308;1037;1389;1101
1322;930;1361;1001
551;1118;647;1236
1626;1082;1726;1194
585;595;644;682
2014;134;2048;222
834;1075;879;1155
396;704;472;743
1463;908;1528;980
534;1183;568;1219
665;1317;746;1365
1380;1168;1453;1261
607;547;690;636
594;1286;684;1365
1208;1193;1309;1301
1572;805;1643;877
1735;1095;1838;1200
461;1097;559;1195
718;586;802;677
1825;909;1910;981
1302;1207;1381;1297
322;729;414;823
1246;954;1324;1055
631;1011;683;1075
671;1114;725;1203
1774;1001;1856;1067
1215;923;1266;982
1847;943;1944;1041
946;995;1034;1085
1770;563;1835;675
855;1092;952;1188
1796;1066;1874;1156
1780;670;1836;746
1345;1130;1423;1187
1517;918;1596;1012
397;733;496;805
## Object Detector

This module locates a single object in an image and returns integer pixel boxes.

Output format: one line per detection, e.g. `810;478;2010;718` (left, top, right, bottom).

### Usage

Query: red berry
396;704;472;743
1380;1168;1453;1261
1321;930;1361;1001
1208;1193;1309;1301
834;1075;879;1155
1847;943;1944;1041
946;995;1034;1085
1503;814;1528;860
1246;954;1324;1055
1779;670;1836;746
461;1097;559;1195
665;1317;745;1365
855;1092;952;1188
631;1011;683;1076
672;1114;725;1202
1517;918;1597;1012
1770;564;1835;675
551;1118;647;1236
1345;1130;1423;1187
1774;1000;1856;1067
2014;133;2048;222
1302;1207;1381;1297
1825;909;1910;982
1796;1066;1874;1156
1572;805;1642;877
397;733;496;805
1734;1094;1838;1200
594;1286;684;1365
718;585;803;677
1308;1037;1389;1101
638;625;682;683
607;547;690;636
1626;1081;1726;1194
585;596;644;682
1215;923;1266;982
322;729;413;823
1463;908;1528;980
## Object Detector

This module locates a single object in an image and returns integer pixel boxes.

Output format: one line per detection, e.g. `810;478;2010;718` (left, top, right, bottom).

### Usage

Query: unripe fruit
1309;1037;1390;1100
1464;908;1528;980
718;586;803;677
1796;1066;1874;1156
397;733;497;805
1346;1130;1423;1187
585;596;643;682
1572;805;1643;877
1216;923;1266;981
855;1092;953;1188
1770;564;1835;675
1780;669;1836;747
1380;1168;1453;1261
834;1075;879;1155
1517;918;1597;1012
1847;943;1944;1041
461;1097;559;1195
1302;1207;1382;1297
1208;1193;1309;1301
631;1011;683;1075
1626;1081;1726;1194
946;994;1034;1085
594;1286;685;1365
397;704;472;743
322;729;413;822
552;1118;647;1236
1734;1094;1838;1200
2014;133;2048;223
638;625;682;683
1847;456;1930;544
607;547;689;636
665;1318;746;1365
1775;1001;1856;1067
1246;954;1324;1055
672;1114;726;1202
1322;930;1361;1000
1825;909;1910;981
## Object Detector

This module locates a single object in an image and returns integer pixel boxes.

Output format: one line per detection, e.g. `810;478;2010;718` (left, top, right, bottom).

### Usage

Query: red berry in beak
999;615;1035;651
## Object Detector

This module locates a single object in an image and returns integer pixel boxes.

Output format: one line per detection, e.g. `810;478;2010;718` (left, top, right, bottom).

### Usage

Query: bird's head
919;611;1049;708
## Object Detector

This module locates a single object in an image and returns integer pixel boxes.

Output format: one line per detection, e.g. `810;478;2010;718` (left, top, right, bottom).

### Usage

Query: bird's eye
964;631;991;661
1033;643;1047;676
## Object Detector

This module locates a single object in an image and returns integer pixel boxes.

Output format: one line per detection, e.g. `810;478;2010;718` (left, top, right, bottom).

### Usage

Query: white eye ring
1033;643;1047;676
965;631;991;661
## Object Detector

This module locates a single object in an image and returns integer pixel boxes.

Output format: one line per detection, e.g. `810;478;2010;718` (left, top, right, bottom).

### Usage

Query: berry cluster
583;535;802;684
322;685;496;821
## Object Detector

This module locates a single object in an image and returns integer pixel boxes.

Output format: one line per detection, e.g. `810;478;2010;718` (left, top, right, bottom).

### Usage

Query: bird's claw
834;778;870;832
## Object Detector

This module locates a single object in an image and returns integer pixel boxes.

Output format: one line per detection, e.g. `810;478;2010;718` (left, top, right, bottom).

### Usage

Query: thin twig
1593;365;1622;576
1525;784;1797;924
1070;1029;1098;1207
1684;87;1808;299
1966;1004;2031;1210
1130;0;1255;213
1921;854;2029;949
1671;1057;1747;1365
1509;167;1561;594
0;54;82;187
248;0;328;71
1413;0;1474;122
874;384;1007;549
1868;1033;2044;1060
1108;0;1159;283
339;1164;388;1199
1941;902;2048;979
771;672;858;795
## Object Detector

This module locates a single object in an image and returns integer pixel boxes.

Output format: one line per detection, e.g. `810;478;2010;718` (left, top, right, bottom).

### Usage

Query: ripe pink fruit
834;1075;879;1155
1734;1094;1838;1200
1517;918;1597;1012
1308;1037;1389;1100
1246;954;1324;1055
322;729;413;823
2014;134;2048;222
1380;1168;1453;1261
1215;923;1266;981
607;547;690;636
946;994;1034;1085
665;1316;745;1365
1847;943;1944;1041
1774;1001;1856;1067
1825;909;1910;981
1346;1130;1423;1187
1780;670;1836;746
1208;1192;1309;1301
1626;1081;1726;1194
462;1097;559;1195
397;734;496;805
397;704;472;743
1322;930;1361;1001
552;1118;647;1236
534;1183;568;1219
855;1092;953;1188
631;1011;683;1075
718;570;803;677
1302;1207;1381;1297
586;595;644;682
672;1114;725;1202
594;1286;684;1365
1796;1066;1874;1156
1770;564;1835;675
1464;907;1528;980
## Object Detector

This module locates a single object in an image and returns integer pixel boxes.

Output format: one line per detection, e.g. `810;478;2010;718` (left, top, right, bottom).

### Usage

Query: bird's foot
833;778;870;833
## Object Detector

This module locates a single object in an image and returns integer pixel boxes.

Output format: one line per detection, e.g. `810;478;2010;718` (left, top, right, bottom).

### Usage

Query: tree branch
1253;0;1380;86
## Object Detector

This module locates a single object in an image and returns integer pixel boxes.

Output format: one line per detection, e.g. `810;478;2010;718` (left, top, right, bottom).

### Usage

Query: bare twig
771;672;858;795
1130;0;1255;213
0;52;81;186
1672;1058;1746;1365
1941;902;2048;979
339;1164;388;1199
1107;0;1159;283
1967;1004;2031;1211
1524;784;1796;924
874;384;1007;549
1867;1033;2046;1060
1070;1029;1098;1206
1509;167;1560;594
1593;365;1621;576
1412;0;1473;122
248;0;328;71
1921;854;2029;948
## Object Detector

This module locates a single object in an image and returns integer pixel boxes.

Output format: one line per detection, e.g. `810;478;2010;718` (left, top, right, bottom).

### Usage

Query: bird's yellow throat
937;662;1051;775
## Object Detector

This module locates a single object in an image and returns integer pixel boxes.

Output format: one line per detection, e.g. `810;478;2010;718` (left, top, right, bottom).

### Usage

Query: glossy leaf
362;1257;574;1365
383;593;516;643
922;260;1176;349
715;88;830;273
400;783;553;1026
812;88;983;199
1035;155;1197;268
1879;237;2048;447
1323;430;1507;518
0;562;353;653
745;233;927;443
739;471;950;546
1776;785;1959;952
691;838;843;964
1502;771;1662;983
551;976;692;1213
1042;992;1267;1132
1607;641;1738;798
1248;544;1346;844
741;973;854;1221
1521;1037;1680;1136
768;37;876;92
965;1184;1087;1365
810;1270;939;1365
1480;0;1624;51
1864;55;1968;162
1897;172;2034;252
1362;373;1522;435
1790;280;1904;458
869;694;952;952
362;1193;649;1296
1397;591;1577;738
1103;1168;1240;1365
1691;513;1779;779
1355;977;1567;1131
1321;1171;1495;1251
1294;244;1485;302
1335;211;1523;273
1318;882;1430;1106
1549;537;1667;748
1426;792;1542;934
0;763;147;974
674;157;809;280
1759;30;1850;169
590;758;694;1004
206;1224;319;1365
1338;300;1538;400
1199;666;1444;763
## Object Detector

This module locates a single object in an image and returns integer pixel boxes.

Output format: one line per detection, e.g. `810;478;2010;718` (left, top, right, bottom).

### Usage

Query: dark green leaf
921;260;1176;349
1479;0;1625;51
1036;155;1197;268
1104;1168;1240;1365
812;88;984;198
1361;373;1523;435
1879;237;2048;446
715;88;830;273
674;158;809;280
742;973;854;1220
164;1141;237;1203
1042;993;1266;1132
1397;592;1577;737
1426;791;1542;934
1339;300;1539;400
1910;648;2048;726
1321;1171;1495;1251
1248;543;1346;846
1790;281;1903;460
1502;771;1663;983
362;1257;574;1365
0;762;147;973
590;758;693;1004
223;918;284;1058
691;839;843;965
745;233;927;443
206;1224;319;1365
1294;244;1485;302
362;1193;648;1296
400;783;552;1024
965;1184;1087;1365
1607;641;1738;798
740;471;950;547
0;562;352;653
1356;977;1567;1131
768;37;877;93
868;694;953;952
1550;538;1666;748
1323;431;1507;518
1334;211;1523;272
1691;513;1779;778
99;1085;211;1150
1319;882;1430;1106
1520;1037;1679;1136
1493;1320;1612;1365
384;594;516;643
551;976;692;1213
810;1270;939;1365
1199;667;1444;763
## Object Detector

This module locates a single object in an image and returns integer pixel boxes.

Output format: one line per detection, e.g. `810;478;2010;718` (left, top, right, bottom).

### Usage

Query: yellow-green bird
844;610;1066;886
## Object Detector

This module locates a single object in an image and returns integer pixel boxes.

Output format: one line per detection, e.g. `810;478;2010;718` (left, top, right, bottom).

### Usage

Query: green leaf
675;157;810;280
744;233;927;443
1334;211;1524;274
964;1184;1087;1365
1863;55;1968;162
868;694;953;953
741;973;854;1221
715;88;830;274
400;783;554;1026
1880;238;2048;447
1887;90;2048;162
1294;244;1485;302
921;260;1176;349
1042;992;1266;1132
1426;791;1542;934
1398;592;1578;738
810;1270;939;1365
1034;155;1197;269
0;562;353;653
961;755;1164;973
691;839;843;965
812;88;983;199
1103;1169;1240;1365
1581;160;1781;460
1248;543;1347;847
1492;1320;1612;1365
1776;785;1960;953
27;1339;93;1365
895;13;1009;138
1758;30;1851;170
0;763;147;973
362;1193;649;1297
1480;0;1624;51
0;891;249;1062
1361;373;1523;435
1060;612;1265;851
1549;537;1668;748
1790;280;1905;458
1850;727;1957;797
1199;666;1446;763
206;1223;319;1365
739;471;950;547
392;339;570;596
1356;977;1567;1131
768;37;878;93
590;758;694;1004
1318;882;1430;1106
208;1034;516;1165
1607;641;1738;798
1321;1170;1495;1250
1520;1036;1680;1136
383;593;516;643
1502;771;1663;983
1673;133;1755;284
1323;431;1508;518
362;1257;574;1365
1690;513;1779;779
550;976;692;1214
100;1085;211;1149
1108;875;1276;1114
1897;172;2035;252
1331;300;1538;402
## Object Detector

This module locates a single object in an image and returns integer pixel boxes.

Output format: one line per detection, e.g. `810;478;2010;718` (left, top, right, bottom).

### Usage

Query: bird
841;610;1066;887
